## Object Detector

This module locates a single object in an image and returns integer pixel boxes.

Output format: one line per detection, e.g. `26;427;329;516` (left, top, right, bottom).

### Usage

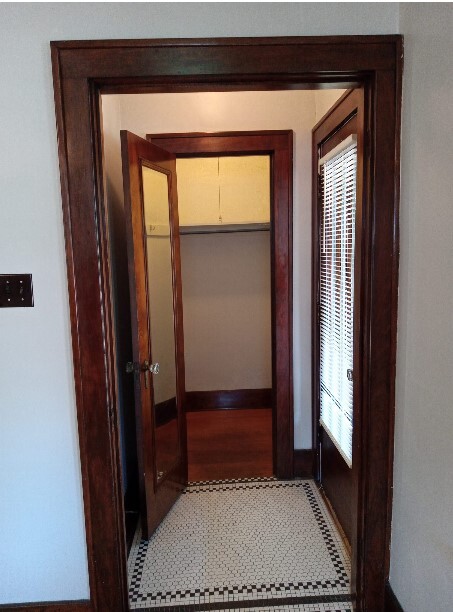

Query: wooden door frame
146;130;293;480
48;36;402;612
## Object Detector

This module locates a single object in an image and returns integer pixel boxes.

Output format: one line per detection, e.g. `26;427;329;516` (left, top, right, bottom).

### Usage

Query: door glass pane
142;164;179;482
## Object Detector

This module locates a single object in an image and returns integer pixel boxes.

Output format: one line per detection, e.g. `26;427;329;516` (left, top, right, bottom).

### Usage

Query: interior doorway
147;130;294;484
51;36;402;612
102;90;359;608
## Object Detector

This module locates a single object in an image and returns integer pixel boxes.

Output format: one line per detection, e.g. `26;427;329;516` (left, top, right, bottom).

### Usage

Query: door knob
149;362;159;375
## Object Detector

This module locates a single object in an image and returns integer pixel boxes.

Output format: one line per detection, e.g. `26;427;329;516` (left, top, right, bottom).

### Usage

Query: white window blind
319;135;357;468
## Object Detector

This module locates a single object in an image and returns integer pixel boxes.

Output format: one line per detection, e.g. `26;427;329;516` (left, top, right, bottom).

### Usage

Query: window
319;135;357;467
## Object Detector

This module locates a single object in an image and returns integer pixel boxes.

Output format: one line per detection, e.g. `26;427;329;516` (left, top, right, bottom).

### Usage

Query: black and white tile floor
128;478;352;611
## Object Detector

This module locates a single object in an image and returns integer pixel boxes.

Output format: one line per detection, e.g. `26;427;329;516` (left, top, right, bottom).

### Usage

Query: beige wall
181;231;272;391
314;89;347;123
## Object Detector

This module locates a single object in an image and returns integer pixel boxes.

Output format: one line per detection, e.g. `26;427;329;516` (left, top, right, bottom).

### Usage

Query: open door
313;90;364;547
121;131;187;539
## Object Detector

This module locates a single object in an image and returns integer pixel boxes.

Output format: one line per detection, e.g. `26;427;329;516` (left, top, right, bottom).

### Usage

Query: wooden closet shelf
179;222;270;235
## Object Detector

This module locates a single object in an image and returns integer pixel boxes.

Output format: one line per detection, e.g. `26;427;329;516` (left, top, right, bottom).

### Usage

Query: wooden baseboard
155;396;177;426
0;602;90;611
385;582;404;612
293;449;315;478
185;388;272;411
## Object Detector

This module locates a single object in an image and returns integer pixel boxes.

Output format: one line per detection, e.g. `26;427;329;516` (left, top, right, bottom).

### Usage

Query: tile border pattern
129;479;352;610
136;594;353;611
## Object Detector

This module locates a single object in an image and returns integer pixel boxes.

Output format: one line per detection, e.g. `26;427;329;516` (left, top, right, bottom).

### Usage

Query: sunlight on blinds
319;135;357;468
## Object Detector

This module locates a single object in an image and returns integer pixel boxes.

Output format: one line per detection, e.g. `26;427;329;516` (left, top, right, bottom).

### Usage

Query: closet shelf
179;222;270;235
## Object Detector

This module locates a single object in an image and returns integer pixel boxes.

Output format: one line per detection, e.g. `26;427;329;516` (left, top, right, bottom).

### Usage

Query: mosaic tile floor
128;478;352;611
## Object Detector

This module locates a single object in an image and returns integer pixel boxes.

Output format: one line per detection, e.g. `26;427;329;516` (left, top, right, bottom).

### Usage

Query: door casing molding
50;35;402;612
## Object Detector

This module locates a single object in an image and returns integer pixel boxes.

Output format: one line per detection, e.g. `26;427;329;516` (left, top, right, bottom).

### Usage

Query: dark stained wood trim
0;603;91;611
185;389;272;411
51;48;128;612
385;582;404;612
50;36;402;612
293;449;315;478
154;396;177;426
317;483;352;559
52;34;400;48
147;130;292;479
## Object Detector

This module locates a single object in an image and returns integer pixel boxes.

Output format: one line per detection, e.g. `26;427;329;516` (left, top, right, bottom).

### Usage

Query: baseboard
385;582;404;612
185;388;272;411
293;449;315;478
0;601;90;611
155;396;177;426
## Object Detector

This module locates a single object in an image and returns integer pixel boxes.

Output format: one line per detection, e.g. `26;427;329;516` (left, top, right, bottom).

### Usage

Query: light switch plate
0;274;34;307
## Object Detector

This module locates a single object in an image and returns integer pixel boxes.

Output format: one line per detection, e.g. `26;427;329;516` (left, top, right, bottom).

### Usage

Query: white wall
0;2;399;604
390;5;453;610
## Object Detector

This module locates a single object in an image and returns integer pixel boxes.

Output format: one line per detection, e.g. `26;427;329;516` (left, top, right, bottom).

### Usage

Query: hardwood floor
187;408;273;481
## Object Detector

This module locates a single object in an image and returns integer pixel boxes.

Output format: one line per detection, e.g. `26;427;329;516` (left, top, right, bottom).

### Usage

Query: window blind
319;135;357;468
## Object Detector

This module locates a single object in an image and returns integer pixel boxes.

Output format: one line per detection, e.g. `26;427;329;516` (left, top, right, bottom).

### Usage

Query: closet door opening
148;131;294;480
177;154;273;481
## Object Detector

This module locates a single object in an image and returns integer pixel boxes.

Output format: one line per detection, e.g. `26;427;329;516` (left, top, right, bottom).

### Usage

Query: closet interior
176;154;273;481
